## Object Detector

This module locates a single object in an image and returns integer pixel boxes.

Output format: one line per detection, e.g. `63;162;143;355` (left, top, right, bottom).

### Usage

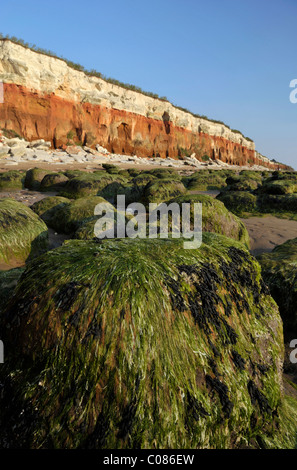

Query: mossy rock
239;171;263;181
102;163;118;171
31;196;71;227
186;172;227;191
74;208;127;240
24;168;53;191
128;169;142;177
269;172;297;182
99;181;139;204
60;173;124;199
257;237;297;341
257;194;297;214
132;173;157;189
40;173;69;192
217;191;258;217
63;170;85;180
226;176;261;192
0;198;48;265
0;171;25;190
0;267;24;313
0;235;287;448
47;196;113;234
258;180;297;195
143;179;186;205
118;170;131;178
143;168;181;180
168;194;250;247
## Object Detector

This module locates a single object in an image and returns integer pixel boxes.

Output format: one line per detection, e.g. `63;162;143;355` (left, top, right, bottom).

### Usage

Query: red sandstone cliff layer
0;83;285;169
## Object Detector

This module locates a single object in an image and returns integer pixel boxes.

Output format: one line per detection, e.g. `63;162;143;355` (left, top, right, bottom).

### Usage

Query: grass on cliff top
0;234;288;448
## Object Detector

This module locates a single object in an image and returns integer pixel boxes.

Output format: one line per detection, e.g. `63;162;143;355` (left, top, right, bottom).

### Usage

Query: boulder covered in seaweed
40;173;69;192
258;237;297;341
0;171;25;190
31;196;71;227
39;196;114;234
217;191;258;217
226;175;261;192
0;235;290;448
0;198;48;266
24;168;53;191
184;171;227;191
257;194;297;215
258;179;297;195
143;179;186;205
168;194;250;247
61;172;126;199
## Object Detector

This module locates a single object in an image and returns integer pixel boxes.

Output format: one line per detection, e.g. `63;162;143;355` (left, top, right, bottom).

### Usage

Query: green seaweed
0;198;49;265
257;237;297;341
168;194;250;247
0;171;26;190
0;234;287;448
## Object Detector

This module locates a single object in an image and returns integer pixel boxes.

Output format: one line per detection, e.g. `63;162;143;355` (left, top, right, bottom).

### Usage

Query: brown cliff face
0;83;288;170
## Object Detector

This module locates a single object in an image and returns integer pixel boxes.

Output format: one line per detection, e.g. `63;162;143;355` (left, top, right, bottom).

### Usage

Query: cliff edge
0;39;287;169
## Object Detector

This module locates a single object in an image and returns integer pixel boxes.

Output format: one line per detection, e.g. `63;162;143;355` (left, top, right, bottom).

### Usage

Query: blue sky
1;0;297;167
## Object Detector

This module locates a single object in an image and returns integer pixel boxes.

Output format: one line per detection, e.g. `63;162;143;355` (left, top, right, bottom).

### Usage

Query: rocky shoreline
0;134;276;172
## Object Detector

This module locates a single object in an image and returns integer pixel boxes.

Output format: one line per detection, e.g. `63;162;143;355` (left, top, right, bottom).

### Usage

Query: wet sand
0;189;57;206
0;160;194;173
241;216;297;256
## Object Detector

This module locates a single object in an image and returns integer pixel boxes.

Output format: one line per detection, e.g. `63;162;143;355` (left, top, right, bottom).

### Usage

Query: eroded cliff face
0;40;282;168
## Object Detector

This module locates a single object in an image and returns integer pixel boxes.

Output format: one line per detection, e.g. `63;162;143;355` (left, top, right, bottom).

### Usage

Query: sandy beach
241;216;297;256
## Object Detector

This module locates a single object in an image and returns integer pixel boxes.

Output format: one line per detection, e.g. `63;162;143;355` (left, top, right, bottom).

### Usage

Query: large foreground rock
0;235;292;448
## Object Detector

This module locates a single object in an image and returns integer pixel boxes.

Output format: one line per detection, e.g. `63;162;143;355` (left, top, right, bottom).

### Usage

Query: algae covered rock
45;196;113;234
0;198;48;265
0;171;25;190
169;194;250;247
99;181;139;204
61;173;122;198
217;191;258;216
0;235;286;448
185;171;227;191
239;170;263;181
31;196;71;226
0;268;24;314
258;237;297;341
143;179;186;205
226;176;260;192
257;194;297;215
258;179;297;195
24;168;53;191
40;173;69;192
143;168;181;180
